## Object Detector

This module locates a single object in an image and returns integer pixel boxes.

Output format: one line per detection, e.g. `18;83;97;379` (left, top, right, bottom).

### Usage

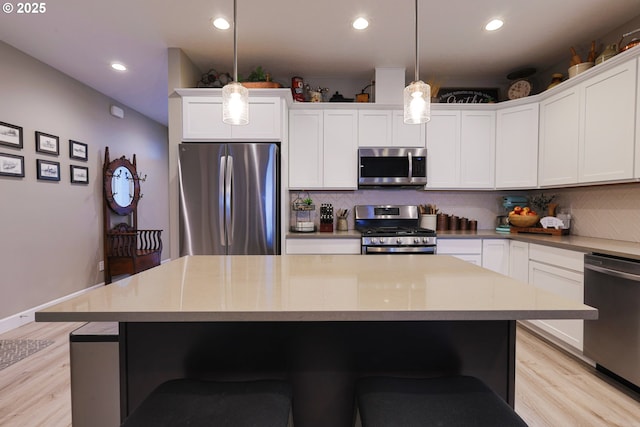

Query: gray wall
0;41;169;320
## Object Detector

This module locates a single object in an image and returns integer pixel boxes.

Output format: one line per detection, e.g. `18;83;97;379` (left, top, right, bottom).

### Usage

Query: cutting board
510;226;569;236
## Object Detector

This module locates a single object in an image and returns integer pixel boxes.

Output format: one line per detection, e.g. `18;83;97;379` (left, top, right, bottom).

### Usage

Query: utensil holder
337;218;348;231
420;214;437;231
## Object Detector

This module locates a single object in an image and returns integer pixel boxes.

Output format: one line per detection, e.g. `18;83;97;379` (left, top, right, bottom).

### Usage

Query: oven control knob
397;238;402;244
379;238;385;244
371;238;377;244
422;237;429;243
414;238;420;243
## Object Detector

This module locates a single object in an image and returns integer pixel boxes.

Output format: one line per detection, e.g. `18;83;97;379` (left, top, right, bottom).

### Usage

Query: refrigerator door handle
226;155;234;246
219;155;227;247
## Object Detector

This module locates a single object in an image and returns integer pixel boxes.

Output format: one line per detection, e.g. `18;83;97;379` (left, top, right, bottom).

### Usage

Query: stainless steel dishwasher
584;254;640;390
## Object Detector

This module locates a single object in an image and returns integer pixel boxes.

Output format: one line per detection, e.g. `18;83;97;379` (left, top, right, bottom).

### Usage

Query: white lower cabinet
481;239;509;275
286;238;361;255
508;240;529;283
527;244;585;351
437;239;482;265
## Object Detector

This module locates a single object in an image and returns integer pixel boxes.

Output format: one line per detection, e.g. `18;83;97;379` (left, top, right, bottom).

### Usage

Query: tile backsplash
289;189;522;231
549;182;640;242
290;182;640;243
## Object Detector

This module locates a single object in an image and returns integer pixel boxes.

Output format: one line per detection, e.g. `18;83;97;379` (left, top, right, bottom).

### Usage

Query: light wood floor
0;321;638;426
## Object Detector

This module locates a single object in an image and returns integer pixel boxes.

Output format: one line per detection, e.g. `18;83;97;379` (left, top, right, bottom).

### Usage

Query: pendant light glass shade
222;82;249;125
404;0;430;124
222;0;249;125
403;80;430;124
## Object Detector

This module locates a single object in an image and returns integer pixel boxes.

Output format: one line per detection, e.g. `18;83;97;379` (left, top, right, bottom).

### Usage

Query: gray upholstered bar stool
356;376;528;427
121;379;293;427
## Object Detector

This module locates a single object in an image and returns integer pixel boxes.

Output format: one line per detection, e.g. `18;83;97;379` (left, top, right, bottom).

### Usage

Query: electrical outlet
98;261;104;271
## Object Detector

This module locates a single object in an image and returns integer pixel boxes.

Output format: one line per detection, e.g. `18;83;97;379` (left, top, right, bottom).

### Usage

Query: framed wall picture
69;140;88;161
36;159;61;181
0;122;23;149
35;131;59;156
0;152;25;177
70;165;89;184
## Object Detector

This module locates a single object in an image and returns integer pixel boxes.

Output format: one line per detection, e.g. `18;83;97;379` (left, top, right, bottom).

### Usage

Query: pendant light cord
233;0;238;82
414;0;419;82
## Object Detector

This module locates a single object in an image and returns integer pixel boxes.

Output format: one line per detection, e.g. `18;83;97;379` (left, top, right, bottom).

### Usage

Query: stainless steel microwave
358;147;427;187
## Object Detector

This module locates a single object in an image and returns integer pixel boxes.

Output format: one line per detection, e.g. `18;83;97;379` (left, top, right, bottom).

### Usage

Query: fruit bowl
508;214;540;228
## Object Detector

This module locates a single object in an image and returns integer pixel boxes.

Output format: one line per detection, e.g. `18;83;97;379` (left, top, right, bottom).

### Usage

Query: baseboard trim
0;282;104;334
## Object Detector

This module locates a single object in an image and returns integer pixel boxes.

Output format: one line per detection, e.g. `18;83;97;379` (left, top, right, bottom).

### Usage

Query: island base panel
121;321;516;427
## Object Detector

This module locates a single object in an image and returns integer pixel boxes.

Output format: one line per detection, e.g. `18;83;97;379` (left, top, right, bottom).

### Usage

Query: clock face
507;79;532;99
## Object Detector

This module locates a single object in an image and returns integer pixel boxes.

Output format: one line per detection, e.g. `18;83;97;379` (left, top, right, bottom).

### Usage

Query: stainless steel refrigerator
179;143;280;255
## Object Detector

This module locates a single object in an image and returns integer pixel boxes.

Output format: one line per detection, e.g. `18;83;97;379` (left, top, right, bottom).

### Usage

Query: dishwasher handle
584;262;640;282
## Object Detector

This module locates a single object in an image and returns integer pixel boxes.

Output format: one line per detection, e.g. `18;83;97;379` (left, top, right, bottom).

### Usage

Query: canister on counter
469;220;478;231
460;217;469;230
437;213;448;231
448;215;459;230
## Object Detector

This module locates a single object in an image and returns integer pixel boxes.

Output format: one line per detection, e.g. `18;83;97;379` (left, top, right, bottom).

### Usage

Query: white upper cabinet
426;110;459;187
539;88;580;186
289;109;358;190
460;110;496;188
426;109;495;189
579;59;636;183
358;110;392;146
392;111;426;147
495;103;539;189
323;110;359;189
289;110;324;189
182;96;282;141
358;110;425;147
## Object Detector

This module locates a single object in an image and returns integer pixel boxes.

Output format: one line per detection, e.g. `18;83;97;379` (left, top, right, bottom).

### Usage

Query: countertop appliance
358;147;427;188
496;196;529;232
584;254;639;390
179;143;280;255
355;205;436;254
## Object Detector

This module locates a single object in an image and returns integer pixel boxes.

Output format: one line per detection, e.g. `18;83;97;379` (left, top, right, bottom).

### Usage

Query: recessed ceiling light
111;62;127;72
485;19;504;31
353;17;369;30
213;17;230;30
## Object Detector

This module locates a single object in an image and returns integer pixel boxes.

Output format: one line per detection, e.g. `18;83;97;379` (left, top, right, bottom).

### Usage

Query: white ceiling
1;0;639;125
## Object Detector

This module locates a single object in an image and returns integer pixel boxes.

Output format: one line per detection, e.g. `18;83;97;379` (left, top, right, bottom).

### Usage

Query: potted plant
240;66;282;88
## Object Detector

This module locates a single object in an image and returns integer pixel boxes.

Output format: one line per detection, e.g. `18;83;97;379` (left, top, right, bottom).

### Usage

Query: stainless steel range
355;205;437;255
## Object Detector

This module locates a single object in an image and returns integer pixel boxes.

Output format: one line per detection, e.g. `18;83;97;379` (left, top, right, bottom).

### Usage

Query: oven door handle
364;246;436;254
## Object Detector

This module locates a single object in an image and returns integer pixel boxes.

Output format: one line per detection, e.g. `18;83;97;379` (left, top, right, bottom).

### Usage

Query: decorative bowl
568;62;594;78
508;214;539;228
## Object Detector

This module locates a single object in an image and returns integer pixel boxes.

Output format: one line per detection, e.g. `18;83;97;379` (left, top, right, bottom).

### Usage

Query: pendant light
403;0;430;124
222;0;249;125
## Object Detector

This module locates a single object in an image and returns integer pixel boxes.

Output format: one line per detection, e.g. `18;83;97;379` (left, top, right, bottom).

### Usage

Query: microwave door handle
407;152;413;179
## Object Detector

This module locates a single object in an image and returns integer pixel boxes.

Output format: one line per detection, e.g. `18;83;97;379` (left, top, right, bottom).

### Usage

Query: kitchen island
36;255;597;426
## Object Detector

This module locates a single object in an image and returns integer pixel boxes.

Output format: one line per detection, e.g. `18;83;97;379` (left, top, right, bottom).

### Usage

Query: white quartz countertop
37;255;596;323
